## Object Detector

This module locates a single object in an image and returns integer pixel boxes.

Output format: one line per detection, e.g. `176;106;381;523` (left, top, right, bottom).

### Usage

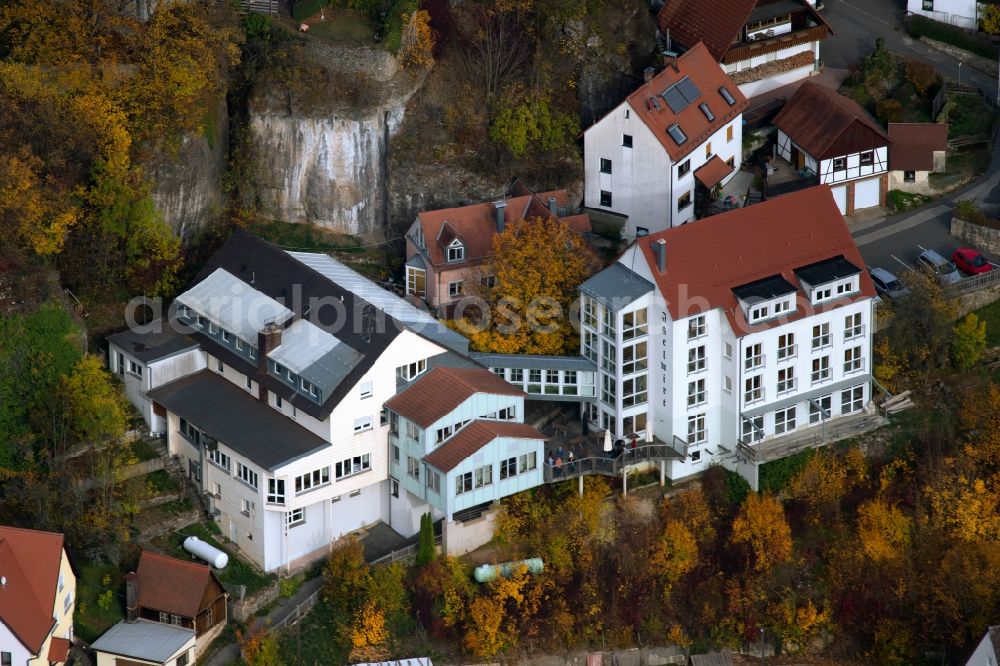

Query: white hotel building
111;231;478;572
578;186;878;488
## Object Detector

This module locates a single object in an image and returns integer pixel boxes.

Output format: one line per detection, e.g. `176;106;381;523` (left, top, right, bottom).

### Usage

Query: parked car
917;249;962;284
869;267;911;298
951;247;993;275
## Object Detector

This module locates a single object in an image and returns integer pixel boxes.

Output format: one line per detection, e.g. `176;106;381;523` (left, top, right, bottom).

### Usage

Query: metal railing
369;534;443;566
946;268;1000;296
541;442;686;482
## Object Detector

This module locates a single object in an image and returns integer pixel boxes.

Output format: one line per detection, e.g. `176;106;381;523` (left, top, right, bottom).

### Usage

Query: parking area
863;232;1000;296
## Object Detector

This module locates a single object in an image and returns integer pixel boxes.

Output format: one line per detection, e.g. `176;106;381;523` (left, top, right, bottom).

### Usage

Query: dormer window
413;223;426;249
733;275;798;325
447;240;465;263
398;359;427;381
795;256;863;306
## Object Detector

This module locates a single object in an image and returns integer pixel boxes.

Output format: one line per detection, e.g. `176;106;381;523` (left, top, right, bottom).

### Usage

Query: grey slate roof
107;324;198;364
267;318;363;398
91;620;194;664
148;370;329;470
176;268;293;343
579;262;654;310
288;250;470;356
470;352;597;372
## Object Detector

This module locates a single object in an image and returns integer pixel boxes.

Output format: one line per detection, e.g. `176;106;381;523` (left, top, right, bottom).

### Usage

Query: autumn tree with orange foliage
399;10;435;69
730;492;793;572
452;216;600;355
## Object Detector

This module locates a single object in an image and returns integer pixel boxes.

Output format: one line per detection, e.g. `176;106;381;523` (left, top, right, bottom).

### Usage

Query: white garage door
855;177;880;210
832;185;847;214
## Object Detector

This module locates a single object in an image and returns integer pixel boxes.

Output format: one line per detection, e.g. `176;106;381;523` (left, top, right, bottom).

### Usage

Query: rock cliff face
249;104;405;235
146;100;228;241
248;44;423;236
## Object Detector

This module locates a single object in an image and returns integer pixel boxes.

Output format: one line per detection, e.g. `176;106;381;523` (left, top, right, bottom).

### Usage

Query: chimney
654;239;667;273
257;321;282;371
493;200;508;233
125;573;138;622
663;51;679;72
643;66;655;83
548;196;558;216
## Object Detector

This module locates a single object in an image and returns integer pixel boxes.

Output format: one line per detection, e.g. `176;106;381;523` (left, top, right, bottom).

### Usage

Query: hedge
907;15;999;60
292;0;328;21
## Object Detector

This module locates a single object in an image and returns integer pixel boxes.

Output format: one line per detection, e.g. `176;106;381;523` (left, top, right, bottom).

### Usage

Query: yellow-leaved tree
454;216;601;355
399;11;435;69
730;492;793;572
856;498;912;562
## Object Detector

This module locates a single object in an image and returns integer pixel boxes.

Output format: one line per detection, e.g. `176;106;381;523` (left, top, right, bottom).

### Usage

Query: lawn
929;146;993;190
159;522;276;596
250;220;363;254
144;469;180;495
948;94;997;138
292;8;376;43
132;438;161;462
973;298;1000;348
75;561;124;643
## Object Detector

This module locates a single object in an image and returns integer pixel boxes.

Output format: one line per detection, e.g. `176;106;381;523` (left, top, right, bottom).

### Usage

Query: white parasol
603;429;613;452
645;427;653;443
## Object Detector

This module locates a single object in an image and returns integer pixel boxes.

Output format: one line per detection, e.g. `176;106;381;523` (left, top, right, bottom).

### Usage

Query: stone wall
952;217;1000;255
231;581;280;623
138;509;201;541
442;509;498;556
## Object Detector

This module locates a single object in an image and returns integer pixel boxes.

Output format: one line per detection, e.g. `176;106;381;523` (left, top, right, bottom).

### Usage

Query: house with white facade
118;230;478;573
773;81;891;215
657;0;831;98
907;0;980;29
384;366;546;554
583;42;749;239
0;526;75;666
966;626;1000;666
578;186;878;489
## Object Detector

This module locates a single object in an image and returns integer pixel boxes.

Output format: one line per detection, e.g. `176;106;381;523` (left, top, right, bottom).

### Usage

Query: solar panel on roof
667;124;687;145
676;77;701;104
662;86;687;113
719;86;736;106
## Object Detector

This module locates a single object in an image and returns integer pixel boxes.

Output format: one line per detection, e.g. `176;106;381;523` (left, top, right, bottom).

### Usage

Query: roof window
667;124;687;146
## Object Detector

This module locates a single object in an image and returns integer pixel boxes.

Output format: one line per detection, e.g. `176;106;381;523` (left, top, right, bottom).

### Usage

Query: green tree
982;4;1000;34
489;96;579;158
416;512;437;566
952;313;987;370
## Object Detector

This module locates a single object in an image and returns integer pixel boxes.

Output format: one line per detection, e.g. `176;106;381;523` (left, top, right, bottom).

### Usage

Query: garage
831;185;847;214
854;177;881;210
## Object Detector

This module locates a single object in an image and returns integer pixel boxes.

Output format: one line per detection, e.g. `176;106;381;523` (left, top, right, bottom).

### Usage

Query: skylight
699;102;715;122
719;86;736;106
661;76;702;113
667;124;687;145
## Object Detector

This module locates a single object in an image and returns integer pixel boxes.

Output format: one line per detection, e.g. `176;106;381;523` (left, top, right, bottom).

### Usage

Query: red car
952;248;993;275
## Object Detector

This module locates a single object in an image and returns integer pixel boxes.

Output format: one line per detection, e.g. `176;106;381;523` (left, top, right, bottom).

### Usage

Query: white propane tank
182;536;229;569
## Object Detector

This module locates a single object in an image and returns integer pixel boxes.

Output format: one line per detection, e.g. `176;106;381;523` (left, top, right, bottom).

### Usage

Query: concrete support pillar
622;470;627;497
578;474;584;497
660;460;666;487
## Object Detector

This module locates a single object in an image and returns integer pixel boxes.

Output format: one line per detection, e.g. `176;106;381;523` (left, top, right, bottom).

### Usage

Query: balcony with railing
723;14;829;65
737;405;886;465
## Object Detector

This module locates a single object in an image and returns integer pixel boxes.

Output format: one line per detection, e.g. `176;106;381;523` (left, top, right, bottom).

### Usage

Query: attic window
719;86;736;106
699;103;715;122
667;124;687;146
447;240;465;262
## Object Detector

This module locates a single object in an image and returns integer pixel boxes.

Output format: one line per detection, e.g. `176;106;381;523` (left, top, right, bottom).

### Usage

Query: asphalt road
815;0;1000;274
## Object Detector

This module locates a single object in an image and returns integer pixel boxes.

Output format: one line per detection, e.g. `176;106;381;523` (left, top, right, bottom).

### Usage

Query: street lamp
760;627;765;666
959;61;963;87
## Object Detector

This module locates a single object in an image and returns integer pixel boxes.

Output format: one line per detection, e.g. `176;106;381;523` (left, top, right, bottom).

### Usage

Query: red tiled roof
773;81;890;160
694;155;735;189
635;185;876;334
625;43;749;163
414;190;590;270
48;637;71;663
385;367;526;429
136;550;214;618
424;420;545;473
0;526;64;654
657;0;757;61
888;122;948;171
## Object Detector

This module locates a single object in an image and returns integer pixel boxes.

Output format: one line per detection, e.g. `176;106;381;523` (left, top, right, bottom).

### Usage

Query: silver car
917;249;962;284
869;267;911;298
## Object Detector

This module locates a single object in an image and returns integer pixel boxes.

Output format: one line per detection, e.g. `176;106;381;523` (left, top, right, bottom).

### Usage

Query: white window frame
354;416;373;433
811;355;831;384
687;378;706;407
295;467;330;494
688;315;706;340
844;346;864;374
777;333;796;361
687;345;706;373
842;385;864;413
335;454;371;480
474;464;493;488
398;359;427;381
744;343;764;370
519;451;537;472
774;406;796;435
777;367;796;395
456;471;473;495
745;375;763;404
236;462;258;490
448;280;464;297
687;413;706;444
845;312;864;340
285;508;305;528
447;241;465;263
812;323;831;350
